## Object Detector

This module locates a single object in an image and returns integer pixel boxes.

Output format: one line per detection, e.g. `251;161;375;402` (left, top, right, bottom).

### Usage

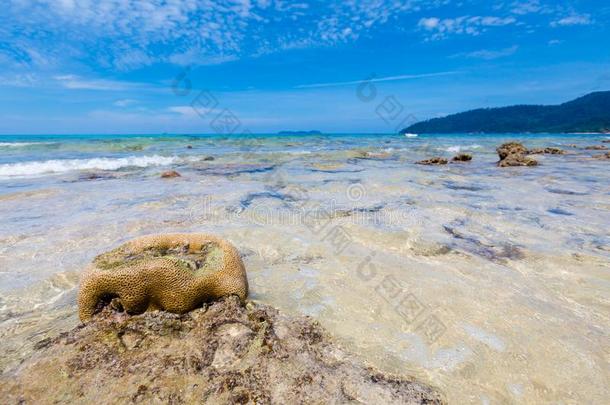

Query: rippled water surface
1;133;609;404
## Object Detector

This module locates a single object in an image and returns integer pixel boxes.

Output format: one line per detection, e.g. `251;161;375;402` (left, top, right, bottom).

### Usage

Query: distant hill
277;130;322;135
402;91;610;134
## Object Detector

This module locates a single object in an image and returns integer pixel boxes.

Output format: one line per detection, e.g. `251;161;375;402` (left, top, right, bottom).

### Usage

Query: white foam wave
0;155;178;178
446;144;482;153
0;142;55;148
404;133;418;138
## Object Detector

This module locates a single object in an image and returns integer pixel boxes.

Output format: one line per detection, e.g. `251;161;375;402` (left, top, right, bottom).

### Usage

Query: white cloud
54;75;144;91
4;0;444;71
510;0;543;15
453;45;519;60
419;17;440;29
418;15;517;40
0;73;38;88
113;99;137;107
551;14;591;27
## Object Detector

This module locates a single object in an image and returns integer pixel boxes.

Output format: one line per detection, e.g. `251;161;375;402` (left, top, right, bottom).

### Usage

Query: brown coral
77;234;248;322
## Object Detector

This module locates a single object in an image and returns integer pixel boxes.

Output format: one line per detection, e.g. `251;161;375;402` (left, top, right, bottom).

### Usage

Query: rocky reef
527;147;565;155
0;296;443;404
496;142;538;167
584;145;607;150
416;157;448;165
451;153;472;162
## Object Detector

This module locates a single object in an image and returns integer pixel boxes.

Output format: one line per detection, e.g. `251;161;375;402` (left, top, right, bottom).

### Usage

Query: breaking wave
0;155;178;178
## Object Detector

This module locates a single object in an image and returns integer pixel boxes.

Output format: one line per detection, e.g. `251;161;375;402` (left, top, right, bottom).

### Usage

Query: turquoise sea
1;133;609;404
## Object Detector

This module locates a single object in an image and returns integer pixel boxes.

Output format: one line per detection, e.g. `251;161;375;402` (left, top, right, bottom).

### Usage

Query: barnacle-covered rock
451;153;473;162
527;147;565;155
77;234;248;321
496;142;527;160
1;297;444;404
416;157;448;165
496;142;538;167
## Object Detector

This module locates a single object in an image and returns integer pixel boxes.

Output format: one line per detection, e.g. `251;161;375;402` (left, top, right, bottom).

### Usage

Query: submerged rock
351;150;393;160
527;147;565;155
160;170;181;178
451;153;472;162
496;142;538;167
498;155;538;167
584;145;608;150
78;172;117;181
0;296;443;404
593;152;610;160
416;157;448;165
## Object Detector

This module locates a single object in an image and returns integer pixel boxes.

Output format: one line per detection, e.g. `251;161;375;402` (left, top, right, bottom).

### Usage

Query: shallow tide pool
1;133;609;404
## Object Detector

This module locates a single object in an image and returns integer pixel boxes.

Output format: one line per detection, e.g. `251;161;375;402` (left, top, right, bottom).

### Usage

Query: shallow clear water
1;133;609;404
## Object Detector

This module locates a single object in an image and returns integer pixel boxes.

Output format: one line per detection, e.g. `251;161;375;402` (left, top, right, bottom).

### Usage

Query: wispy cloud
418;15;517;40
295;71;460;89
54;75;145;91
551;14;592;27
4;0;440;71
113;99;138;107
453;45;519;60
510;0;544;15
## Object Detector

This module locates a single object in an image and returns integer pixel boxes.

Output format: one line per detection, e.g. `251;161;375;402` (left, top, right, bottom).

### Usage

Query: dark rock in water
602;140;610;143
593;152;610;160
584;145;608;150
203;156;215;161
498;155;538;167
197;163;274;176
528;147;565;155
545;187;588;196
160;170;181;178
443;181;485;191
0;297;443;404
451;153;472;162
496;142;527;160
548;208;574;216
186;145;193;149
416;157;448;165
79;172;116;181
496;142;538;167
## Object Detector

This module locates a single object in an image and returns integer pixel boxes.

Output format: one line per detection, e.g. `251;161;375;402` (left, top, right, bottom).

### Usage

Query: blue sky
1;0;609;134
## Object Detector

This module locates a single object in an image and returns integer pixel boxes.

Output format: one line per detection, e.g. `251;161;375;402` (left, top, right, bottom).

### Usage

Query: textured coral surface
0;297;444;405
78;234;248;321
